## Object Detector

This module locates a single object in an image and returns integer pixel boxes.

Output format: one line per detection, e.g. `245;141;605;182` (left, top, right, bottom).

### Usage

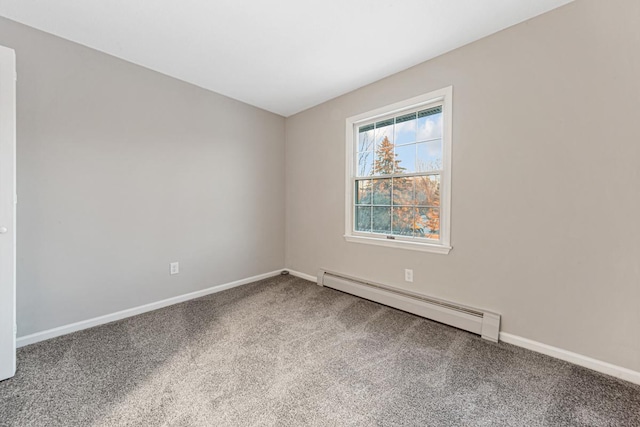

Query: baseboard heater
317;270;501;342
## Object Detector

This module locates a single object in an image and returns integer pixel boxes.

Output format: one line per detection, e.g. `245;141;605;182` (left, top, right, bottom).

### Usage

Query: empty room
0;0;639;425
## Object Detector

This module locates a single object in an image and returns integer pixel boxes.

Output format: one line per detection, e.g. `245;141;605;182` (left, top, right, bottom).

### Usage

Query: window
344;87;452;254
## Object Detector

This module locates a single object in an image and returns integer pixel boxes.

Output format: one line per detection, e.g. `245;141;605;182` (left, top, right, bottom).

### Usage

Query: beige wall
0;17;286;336
285;0;640;372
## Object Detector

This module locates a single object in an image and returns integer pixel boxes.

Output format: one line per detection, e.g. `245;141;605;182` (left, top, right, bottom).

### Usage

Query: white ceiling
0;0;572;116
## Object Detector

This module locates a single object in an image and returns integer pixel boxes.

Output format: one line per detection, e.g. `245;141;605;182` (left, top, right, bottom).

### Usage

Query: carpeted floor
1;275;639;426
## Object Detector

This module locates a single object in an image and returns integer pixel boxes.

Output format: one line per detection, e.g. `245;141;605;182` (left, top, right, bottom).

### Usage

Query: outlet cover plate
170;262;179;275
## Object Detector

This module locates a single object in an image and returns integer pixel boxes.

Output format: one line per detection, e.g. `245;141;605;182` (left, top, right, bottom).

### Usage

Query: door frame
0;44;16;382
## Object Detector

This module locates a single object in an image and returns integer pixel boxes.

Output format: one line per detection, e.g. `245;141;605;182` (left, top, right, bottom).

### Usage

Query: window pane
355;180;372;205
373;120;395;175
355;206;372;232
375;119;394;147
372;207;391;234
394;144;416;173
394;113;416;145
357;151;373;177
417;140;442;172
415;175;440;206
392;177;415;205
358;124;374;152
415;208;440;239
372;178;391;205
417;109;442;141
392;206;416;236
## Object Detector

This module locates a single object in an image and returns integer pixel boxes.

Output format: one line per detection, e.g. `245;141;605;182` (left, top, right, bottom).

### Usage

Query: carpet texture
1;275;639;426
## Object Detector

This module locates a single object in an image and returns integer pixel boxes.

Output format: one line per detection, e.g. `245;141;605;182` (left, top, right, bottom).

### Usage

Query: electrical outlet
170;262;179;275
404;269;413;282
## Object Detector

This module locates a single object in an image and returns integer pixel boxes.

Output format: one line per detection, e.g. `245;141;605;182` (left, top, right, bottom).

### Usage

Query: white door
0;45;16;382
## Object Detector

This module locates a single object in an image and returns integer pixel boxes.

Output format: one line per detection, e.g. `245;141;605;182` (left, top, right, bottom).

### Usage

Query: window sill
344;235;452;254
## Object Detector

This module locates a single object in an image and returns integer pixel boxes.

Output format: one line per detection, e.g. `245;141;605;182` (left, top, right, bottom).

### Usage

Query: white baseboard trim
16;269;283;348
500;332;640;386
286;269;317;283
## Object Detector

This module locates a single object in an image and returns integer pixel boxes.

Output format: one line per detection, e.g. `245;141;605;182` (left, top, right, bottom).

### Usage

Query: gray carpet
1;275;639;426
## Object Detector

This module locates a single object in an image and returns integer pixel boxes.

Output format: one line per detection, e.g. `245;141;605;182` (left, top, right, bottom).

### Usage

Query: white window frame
344;86;453;254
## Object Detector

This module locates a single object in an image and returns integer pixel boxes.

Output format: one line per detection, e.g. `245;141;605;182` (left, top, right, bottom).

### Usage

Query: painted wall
285;0;640;372
0;17;286;336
